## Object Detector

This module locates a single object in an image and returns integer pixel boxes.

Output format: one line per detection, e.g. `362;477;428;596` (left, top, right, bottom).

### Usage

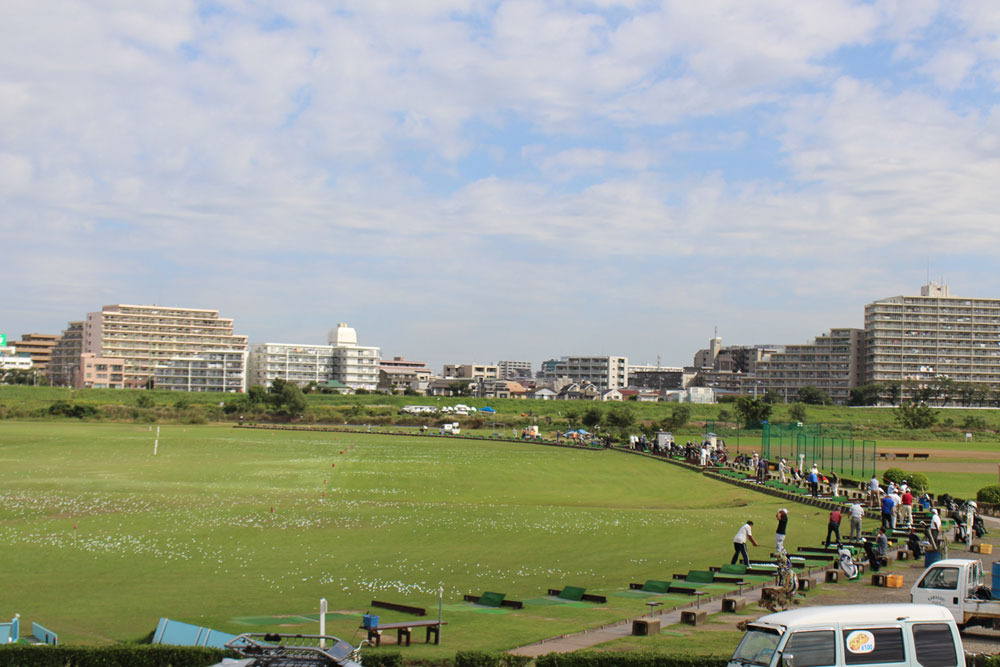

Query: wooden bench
894;453;910;460
371;600;426;616
913;453;930;460
362;620;447;647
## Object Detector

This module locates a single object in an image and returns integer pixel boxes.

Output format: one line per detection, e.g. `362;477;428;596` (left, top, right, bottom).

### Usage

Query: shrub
0;644;228;667
48;401;99;419
535;652;728;667
881;468;928;493
455;650;532;667
962;415;989;430
882;467;907;485
905;472;930;494
977;485;1000;505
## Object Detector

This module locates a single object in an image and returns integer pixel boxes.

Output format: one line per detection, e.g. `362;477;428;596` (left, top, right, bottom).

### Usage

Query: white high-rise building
864;282;1000;387
248;323;380;391
329;323;380;391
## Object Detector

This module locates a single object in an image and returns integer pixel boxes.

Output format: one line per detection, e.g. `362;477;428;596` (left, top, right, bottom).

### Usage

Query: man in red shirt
900;488;914;528
825;507;843;547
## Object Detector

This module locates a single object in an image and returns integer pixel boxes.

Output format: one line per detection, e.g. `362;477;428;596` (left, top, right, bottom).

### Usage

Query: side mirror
782;654;795;667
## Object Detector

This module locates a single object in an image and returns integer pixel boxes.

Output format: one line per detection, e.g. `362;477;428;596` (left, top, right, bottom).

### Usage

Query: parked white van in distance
728;604;962;667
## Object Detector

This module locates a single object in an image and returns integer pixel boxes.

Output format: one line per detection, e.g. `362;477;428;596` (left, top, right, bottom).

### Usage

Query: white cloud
4;1;1000;368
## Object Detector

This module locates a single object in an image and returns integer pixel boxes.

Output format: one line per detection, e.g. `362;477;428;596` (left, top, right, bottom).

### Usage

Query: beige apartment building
77;352;126;389
9;333;60;375
442;364;500;381
83;304;248;389
864;282;1000;388
756;328;865;404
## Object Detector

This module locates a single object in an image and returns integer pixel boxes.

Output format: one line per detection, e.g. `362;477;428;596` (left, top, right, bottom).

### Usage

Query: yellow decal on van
846;631;875;654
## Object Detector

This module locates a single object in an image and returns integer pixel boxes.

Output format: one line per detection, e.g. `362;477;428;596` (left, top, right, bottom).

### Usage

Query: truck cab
910;558;999;629
729;604;962;667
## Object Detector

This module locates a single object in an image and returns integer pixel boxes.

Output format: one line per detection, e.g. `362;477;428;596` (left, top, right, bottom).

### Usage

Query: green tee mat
557;586;586;601
477;591;506;607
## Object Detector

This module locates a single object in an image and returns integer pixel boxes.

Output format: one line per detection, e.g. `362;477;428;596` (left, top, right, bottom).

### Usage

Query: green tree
796;385;830;405
881;381;903;406
735;396;772;428
136;393;155;409
788;403;807;423
581;406;603;429
276;382;308;415
447;381;471;396
664;403;691;431
717;408;732;423
849;383;882;406
895;401;938;429
603;404;636;431
247;385;267;405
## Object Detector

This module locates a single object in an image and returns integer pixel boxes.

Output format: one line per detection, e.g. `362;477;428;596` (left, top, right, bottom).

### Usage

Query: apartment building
442;364;500;380
9;333;59;375
248;323;379;391
378;357;432;393
628;364;686;391
495;360;532;379
864;282;1000;387
248;343;336;387
329;323;380;391
756;328;865;404
546;356;628;391
155;350;248;393
76;352;125;389
82;304;247;389
48;322;83;387
0;345;33;371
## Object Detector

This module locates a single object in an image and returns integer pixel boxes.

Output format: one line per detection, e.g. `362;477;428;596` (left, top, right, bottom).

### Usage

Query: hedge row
0;645;228;667
534;653;729;667
0;645;404;667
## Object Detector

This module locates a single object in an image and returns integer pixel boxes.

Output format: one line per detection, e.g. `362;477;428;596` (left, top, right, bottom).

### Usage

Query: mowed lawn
0;422;809;654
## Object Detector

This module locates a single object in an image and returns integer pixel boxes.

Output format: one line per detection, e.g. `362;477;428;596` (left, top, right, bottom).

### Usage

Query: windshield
732;628;782;666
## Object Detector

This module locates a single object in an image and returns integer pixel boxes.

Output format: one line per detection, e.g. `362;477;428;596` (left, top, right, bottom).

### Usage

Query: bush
977;485;1000;505
962;415;989;430
881;468;929;494
455;650;532;667
882;467;907;485
535;652;728;667
0;644;228;667
48;401;99;419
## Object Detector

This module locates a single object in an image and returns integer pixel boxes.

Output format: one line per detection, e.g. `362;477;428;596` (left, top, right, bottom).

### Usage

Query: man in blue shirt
881;493;896;531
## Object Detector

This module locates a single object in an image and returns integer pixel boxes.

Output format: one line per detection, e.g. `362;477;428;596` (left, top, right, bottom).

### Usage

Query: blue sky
4;1;1000;372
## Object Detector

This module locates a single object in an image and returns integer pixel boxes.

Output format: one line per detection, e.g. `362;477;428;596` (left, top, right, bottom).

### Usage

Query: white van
729;604;963;667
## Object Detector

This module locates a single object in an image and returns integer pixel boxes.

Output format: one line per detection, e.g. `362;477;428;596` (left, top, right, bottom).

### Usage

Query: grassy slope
0;422;817;654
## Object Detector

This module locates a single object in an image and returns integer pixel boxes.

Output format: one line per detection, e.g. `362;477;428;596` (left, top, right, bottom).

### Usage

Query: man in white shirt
731;520;759;567
888;490;902;529
929;508;942;550
868;474;881;508
848;502;865;540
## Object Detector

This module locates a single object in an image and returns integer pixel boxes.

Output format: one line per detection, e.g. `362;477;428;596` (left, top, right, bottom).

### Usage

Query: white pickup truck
910;558;1000;630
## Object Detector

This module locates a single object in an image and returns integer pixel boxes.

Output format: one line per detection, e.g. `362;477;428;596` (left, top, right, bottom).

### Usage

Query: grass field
0;422;812;655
